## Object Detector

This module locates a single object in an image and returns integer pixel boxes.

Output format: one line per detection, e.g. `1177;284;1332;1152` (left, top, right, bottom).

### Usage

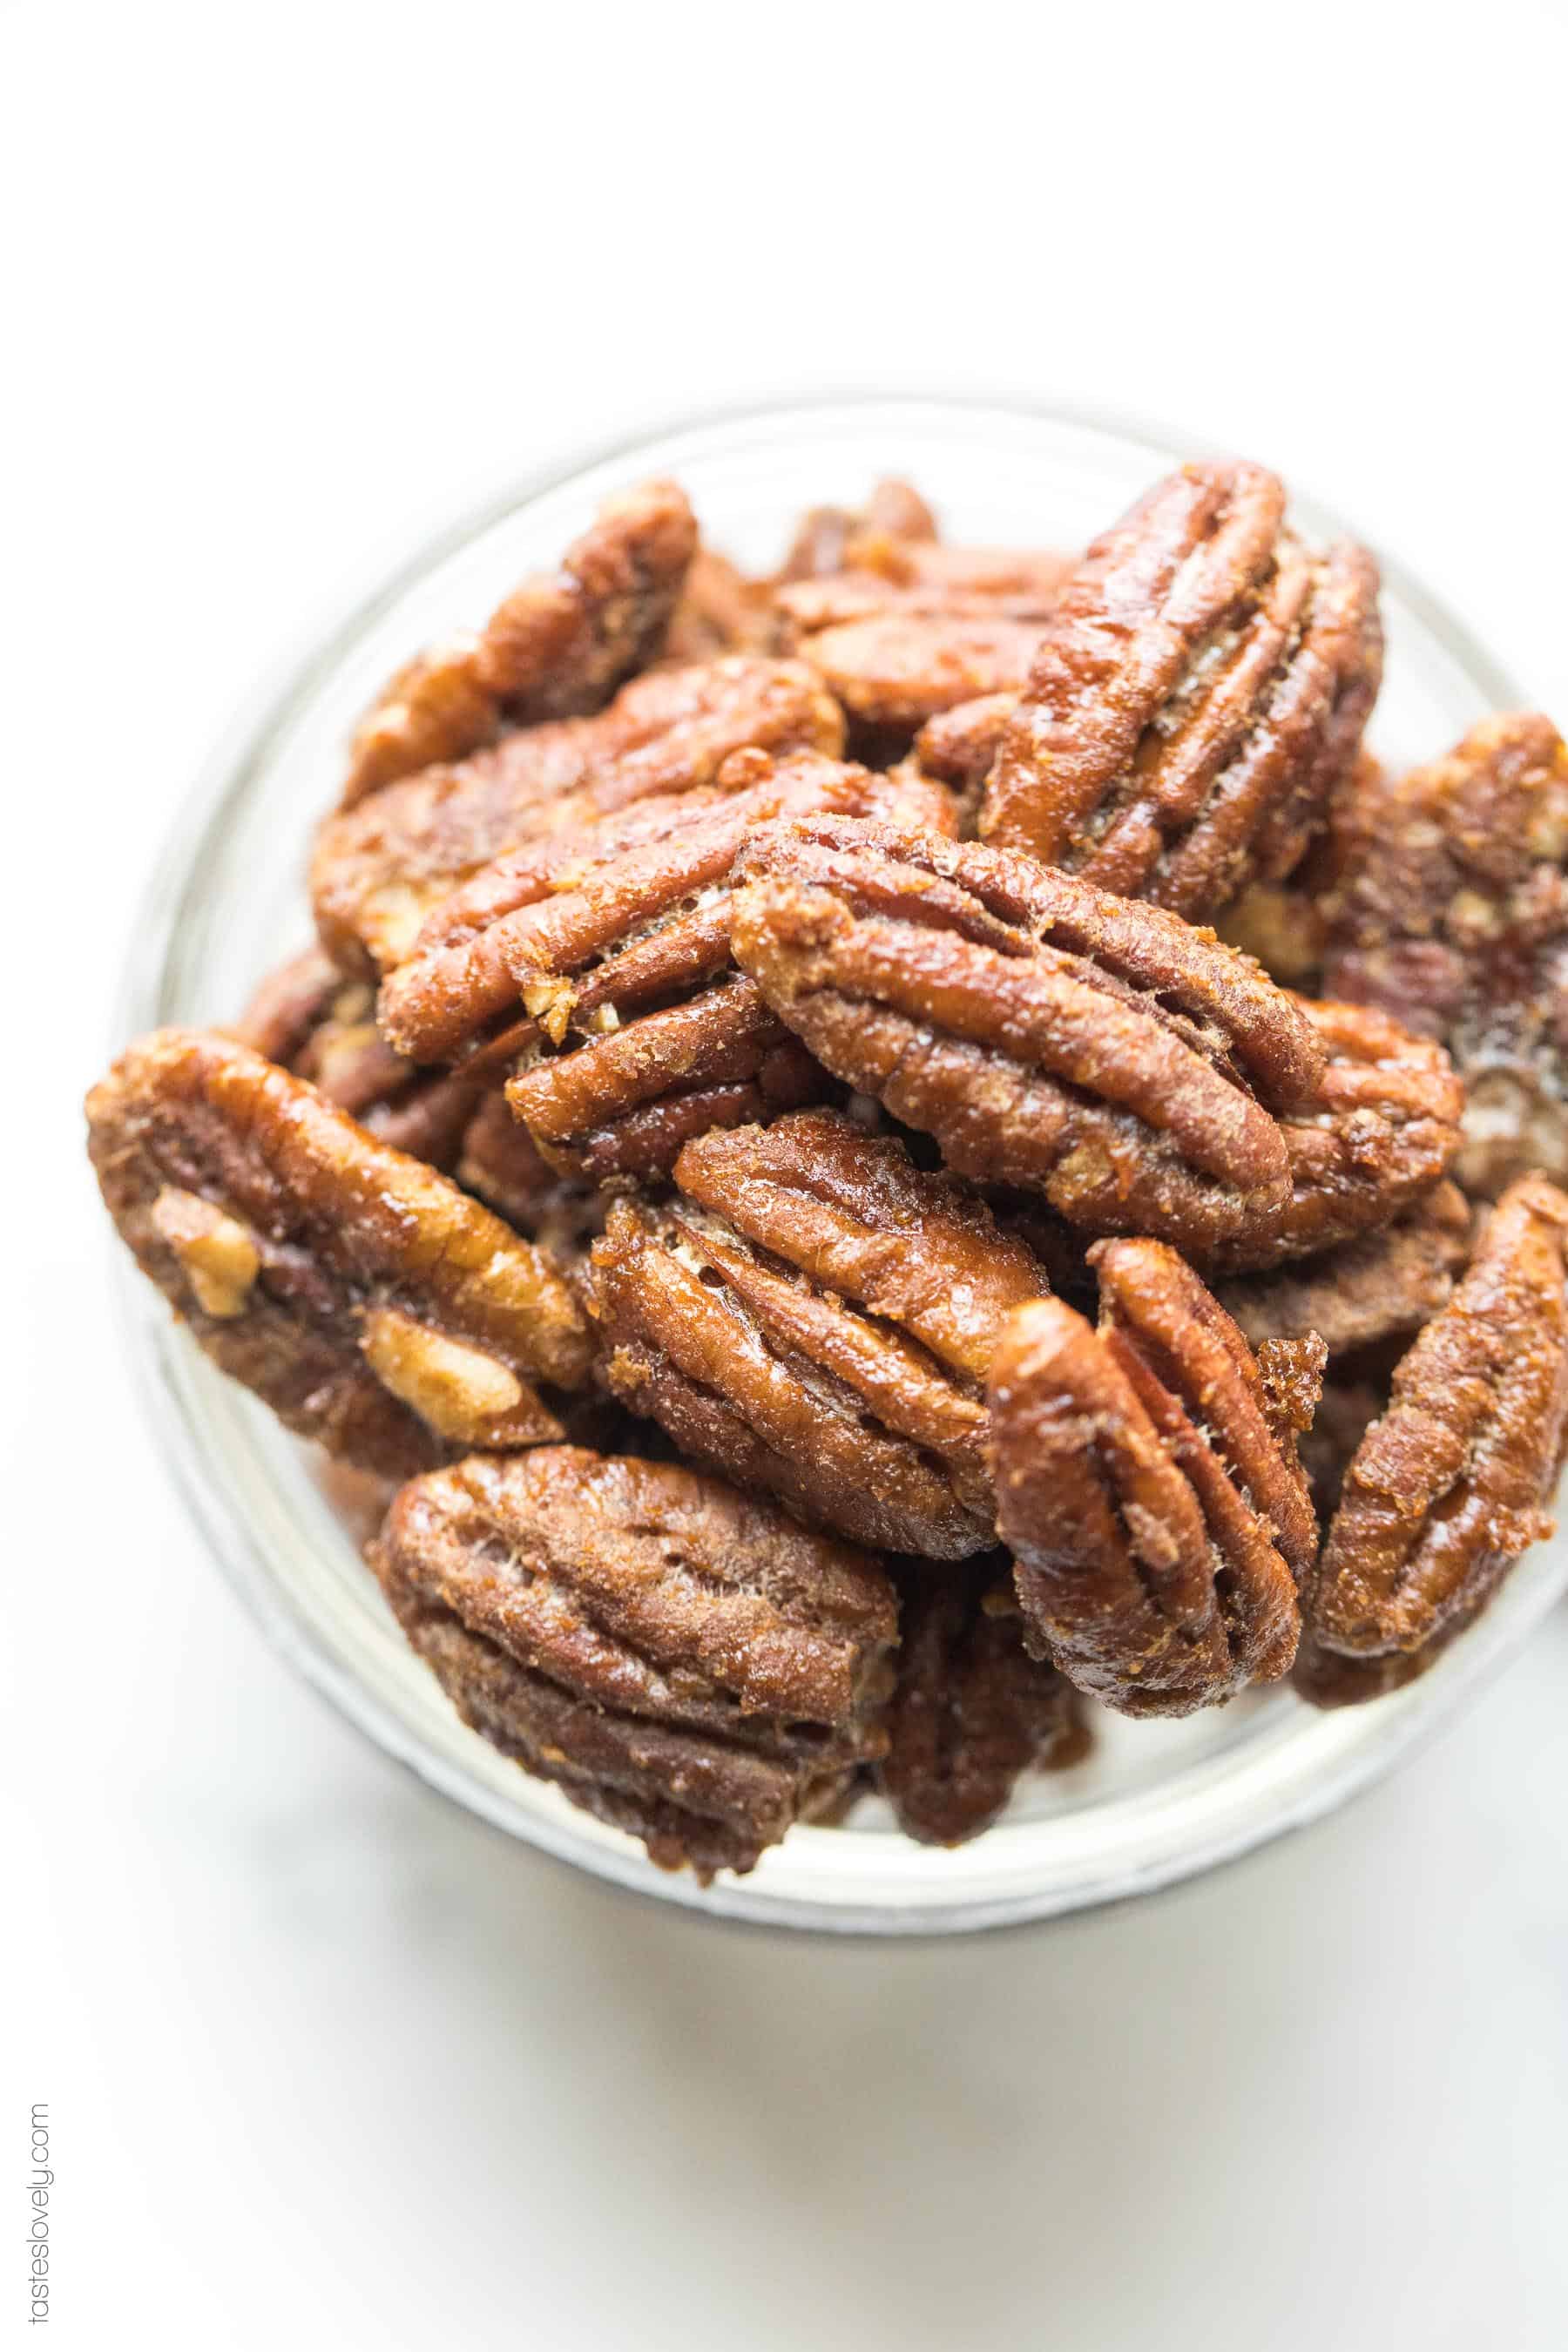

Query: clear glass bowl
116;395;1565;1934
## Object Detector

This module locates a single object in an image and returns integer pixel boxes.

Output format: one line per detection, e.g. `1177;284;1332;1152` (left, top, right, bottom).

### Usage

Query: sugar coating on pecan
1200;997;1463;1274
341;480;698;806
731;814;1326;1260
878;1562;1086;1845
586;1108;1052;1558
1216;1181;1470;1358
1321;714;1568;1198
368;1446;899;1877
86;1030;592;1477
988;1240;1318;1716
1296;1175;1568;1704
980;461;1382;918
313;654;845;974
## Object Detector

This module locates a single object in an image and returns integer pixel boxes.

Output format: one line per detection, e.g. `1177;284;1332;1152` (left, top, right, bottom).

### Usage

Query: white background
4;2;1568;2344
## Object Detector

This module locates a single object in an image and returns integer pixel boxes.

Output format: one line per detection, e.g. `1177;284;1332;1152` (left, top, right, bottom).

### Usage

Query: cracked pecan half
878;1561;1087;1845
1216;1181;1470;1359
1200;997;1463;1274
1295;1175;1568;1706
341;480;697;806
313;653;844;974
369;1446;899;1877
1321;714;1568;1197
86;1030;592;1477
979;460;1382;917
731;814;1325;1260
586;1108;1052;1558
379;753;953;1181
988;1240;1320;1715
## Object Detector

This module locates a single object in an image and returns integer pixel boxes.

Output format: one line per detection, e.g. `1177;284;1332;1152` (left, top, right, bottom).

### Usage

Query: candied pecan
1202;997;1463;1274
368;1447;899;1877
586;1108;1052;1558
987;1240;1319;1715
1321;714;1568;1197
1295;1176;1568;1705
341;480;697;805
878;1562;1086;1845
379;754;953;1182
661;546;774;662
774;551;1068;639
731;814;1325;1261
452;1089;605;1260
780;478;938;579
312;654;844;973
86;1031;592;1477
1216;1181;1470;1358
914;692;1018;801
979;461;1382;917
794;612;1048;741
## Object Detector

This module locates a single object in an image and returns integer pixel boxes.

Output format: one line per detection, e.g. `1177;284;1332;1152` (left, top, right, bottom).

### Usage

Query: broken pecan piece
369;1446;899;1877
731;814;1325;1260
1321;713;1568;1197
86;1030;592;1477
980;460;1382;917
313;653;844;973
1216;1181;1470;1359
878;1562;1086;1845
379;752;953;1181
779;478;938;579
586;1108;1052;1558
1200;997;1463;1274
988;1240;1319;1715
1296;1175;1568;1705
341;479;697;805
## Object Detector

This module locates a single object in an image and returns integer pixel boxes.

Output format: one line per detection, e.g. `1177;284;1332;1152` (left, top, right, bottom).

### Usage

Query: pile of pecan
87;461;1568;1878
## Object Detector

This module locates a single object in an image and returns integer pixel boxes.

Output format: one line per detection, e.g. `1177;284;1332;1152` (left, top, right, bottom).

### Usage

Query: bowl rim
113;389;1557;1937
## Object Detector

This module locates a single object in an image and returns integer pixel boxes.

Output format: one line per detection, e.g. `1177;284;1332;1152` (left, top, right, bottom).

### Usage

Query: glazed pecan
913;692;1018;802
86;1031;592;1477
793;612;1048;741
369;1447;899;1877
987;1240;1320;1715
1216;1181;1470;1359
586;1108;1052;1558
979;461;1382;917
661;546;775;663
730;814;1326;1261
1321;714;1568;1197
341;480;697;805
779;478;938;579
379;752;953;1182
1296;1175;1568;1705
1201;997;1463;1274
878;1562;1086;1845
774;551;1068;638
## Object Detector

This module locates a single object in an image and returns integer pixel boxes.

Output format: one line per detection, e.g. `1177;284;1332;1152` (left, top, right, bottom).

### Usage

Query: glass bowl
116;395;1565;1935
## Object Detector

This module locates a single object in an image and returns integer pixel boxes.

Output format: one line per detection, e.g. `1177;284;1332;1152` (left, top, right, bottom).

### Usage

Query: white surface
3;3;1567;2344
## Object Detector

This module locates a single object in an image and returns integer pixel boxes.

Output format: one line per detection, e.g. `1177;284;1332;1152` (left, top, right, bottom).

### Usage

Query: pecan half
86;1031;592;1477
1216;1181;1470;1358
586;1108;1052;1558
1296;1175;1568;1705
1321;714;1568;1198
793;612;1049;740
368;1446;899;1877
731;814;1325;1261
661;546;775;663
313;653;844;974
878;1562;1086;1845
1201;997;1463;1274
341;480;697;805
379;753;953;1181
979;461;1382;917
779;478;938;579
988;1240;1319;1715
